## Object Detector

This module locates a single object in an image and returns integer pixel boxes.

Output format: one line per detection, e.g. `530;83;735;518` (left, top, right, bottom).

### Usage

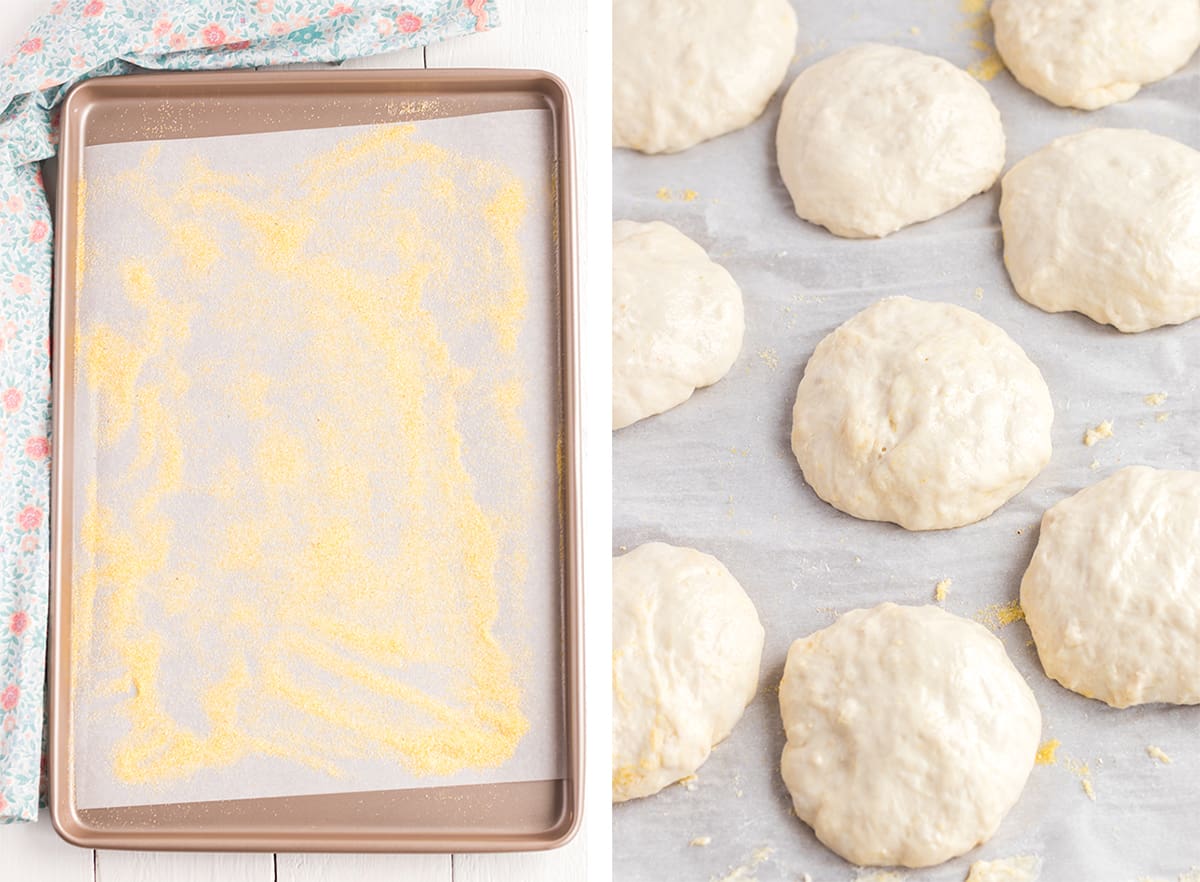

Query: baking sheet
612;3;1200;880
71;108;565;810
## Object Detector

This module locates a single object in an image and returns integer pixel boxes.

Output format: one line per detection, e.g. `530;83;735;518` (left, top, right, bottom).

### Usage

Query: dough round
779;603;1041;868
791;297;1053;531
613;0;797;154
775;44;1005;238
613;221;744;429
992;0;1200;110
612;542;764;802
1001;128;1200;333
1021;466;1200;708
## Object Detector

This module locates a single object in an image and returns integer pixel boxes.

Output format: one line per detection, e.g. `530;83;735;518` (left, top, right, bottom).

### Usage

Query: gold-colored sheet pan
48;69;581;853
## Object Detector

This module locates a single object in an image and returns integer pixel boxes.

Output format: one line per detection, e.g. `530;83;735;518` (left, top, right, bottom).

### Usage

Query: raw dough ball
1001;128;1200;333
992;0;1200;109
779;603;1041;868
775;44;1005;238
613;221;744;429
612;542;764;802
791;297;1053;531
1021;466;1200;707
613;0;797;154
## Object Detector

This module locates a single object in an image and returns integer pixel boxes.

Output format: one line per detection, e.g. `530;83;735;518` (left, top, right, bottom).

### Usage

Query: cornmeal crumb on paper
1063;755;1096;801
1083;420;1114;446
691;836;712;847
974;600;1025;630
1147;745;1172;764
1035;739;1060;765
1144;392;1168;406
713;846;775;882
965;854;1041;882
935;578;952;602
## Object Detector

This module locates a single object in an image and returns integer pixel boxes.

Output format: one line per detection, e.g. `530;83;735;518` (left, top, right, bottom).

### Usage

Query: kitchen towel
0;0;499;824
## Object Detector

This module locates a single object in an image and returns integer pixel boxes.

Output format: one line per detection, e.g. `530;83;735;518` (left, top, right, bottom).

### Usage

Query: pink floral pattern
0;0;500;825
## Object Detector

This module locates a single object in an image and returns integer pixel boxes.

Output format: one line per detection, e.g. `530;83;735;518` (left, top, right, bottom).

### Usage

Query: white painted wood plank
277;853;451;882
95;851;273;882
339;47;426;69
425;0;585;78
453;845;587;882
0;0;50;54
0;816;94;882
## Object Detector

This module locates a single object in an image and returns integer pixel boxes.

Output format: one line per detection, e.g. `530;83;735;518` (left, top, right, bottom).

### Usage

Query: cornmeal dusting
758;348;779;370
74;125;542;789
691;836;712;847
1035;739;1060;765
713;846;775;882
1064;755;1095;800
959;0;1004;80
974;600;1025;630
1083;420;1114;446
1144;392;1168;406
935;578;952;602
1147;745;1172;764
965;855;1041;882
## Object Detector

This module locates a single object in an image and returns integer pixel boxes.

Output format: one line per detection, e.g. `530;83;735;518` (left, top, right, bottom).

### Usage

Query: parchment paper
613;4;1200;880
73;109;564;809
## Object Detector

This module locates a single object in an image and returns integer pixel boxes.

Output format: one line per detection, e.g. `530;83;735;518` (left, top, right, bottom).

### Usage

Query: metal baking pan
48;69;581;852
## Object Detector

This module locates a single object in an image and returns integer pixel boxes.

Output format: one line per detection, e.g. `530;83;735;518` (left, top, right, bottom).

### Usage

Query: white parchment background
613;3;1200;881
73;109;565;809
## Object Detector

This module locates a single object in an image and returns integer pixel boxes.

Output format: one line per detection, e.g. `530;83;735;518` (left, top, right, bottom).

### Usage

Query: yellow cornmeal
1147;745;1172;765
75;180;88;285
1036;738;1060;765
1083;420;1114;446
974;600;1025;630
74;125;540;788
959;0;1005;81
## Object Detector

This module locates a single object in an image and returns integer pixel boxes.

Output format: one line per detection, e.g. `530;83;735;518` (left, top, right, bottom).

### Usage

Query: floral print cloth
0;0;499;824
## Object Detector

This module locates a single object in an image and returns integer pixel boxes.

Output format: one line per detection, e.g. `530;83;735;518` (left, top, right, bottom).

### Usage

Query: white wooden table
0;2;605;879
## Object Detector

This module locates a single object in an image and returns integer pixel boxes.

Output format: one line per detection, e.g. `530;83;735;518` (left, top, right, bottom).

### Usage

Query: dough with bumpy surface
613;0;797;154
791;297;1053;531
1022;466;1200;708
1001;128;1200;333
775;44;1005;238
779;603;1041;868
992;0;1200;109
612;542;763;802
613;221;744;430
